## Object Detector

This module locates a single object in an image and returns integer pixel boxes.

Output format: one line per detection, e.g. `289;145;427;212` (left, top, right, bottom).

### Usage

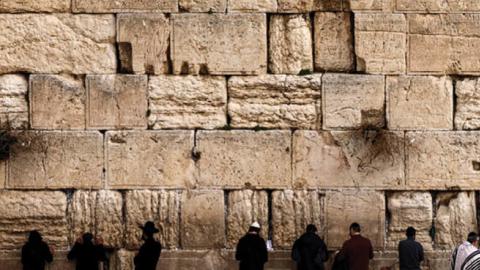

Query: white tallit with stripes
462;250;480;270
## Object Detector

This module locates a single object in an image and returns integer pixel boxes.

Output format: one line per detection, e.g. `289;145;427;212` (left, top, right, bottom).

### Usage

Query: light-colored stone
125;190;180;249
30;75;85;130
456;78;480;130
316;0;345;11
0;0;69;12
355;13;406;74
326;190;385;248
86;75;148;129
396;0;480;12
272;190;324;249
406;131;480;189
408;14;480;37
0;14;115;74
387;76;453;130
322;73;385;129
68;190;123;248
179;0;226;12
293;130;405;188
435;192;477;248
117;14;170;75
277;0;321;12
8;131;103;189
148;76;227;129
196;130;291;188
171;14;267;75
227;0;277;12
269;14;313;75
348;0;394;11
181;190;226;249
226;190;268;248
0;191;68;250
106;131;194;188
228;75;321;129
73;0;178;12
0;75;28;129
0;162;5;189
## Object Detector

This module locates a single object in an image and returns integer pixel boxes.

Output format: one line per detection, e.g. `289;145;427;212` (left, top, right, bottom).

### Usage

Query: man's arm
419;244;424;262
43;243;53;263
369;240;374;259
235;239;244;261
67;243;79;261
260;239;268;264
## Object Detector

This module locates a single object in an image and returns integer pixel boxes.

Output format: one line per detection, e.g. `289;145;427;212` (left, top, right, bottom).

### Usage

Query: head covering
140;221;160;235
28;230;42;244
250;222;261;229
82;232;94;244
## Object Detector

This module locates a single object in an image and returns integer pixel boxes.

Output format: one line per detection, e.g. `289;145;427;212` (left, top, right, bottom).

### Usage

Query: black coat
21;241;53;270
398;238;423;270
67;242;107;270
134;238;162;270
235;233;268;270
292;232;328;270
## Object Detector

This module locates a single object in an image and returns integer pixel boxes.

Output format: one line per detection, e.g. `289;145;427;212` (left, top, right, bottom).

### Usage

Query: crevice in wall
224;189;230;248
266;13;272;74
452;78;458;131
385;191;391;248
120;190;128;248
64;189;75;247
309;12;316;73
225;75;232;131
349;11;356;73
266;189;273;244
430;191;438;248
177;189;184;249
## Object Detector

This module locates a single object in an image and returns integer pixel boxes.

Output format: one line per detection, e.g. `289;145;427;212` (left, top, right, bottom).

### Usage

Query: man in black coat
134;221;162;270
292;224;328;270
67;233;107;270
21;231;53;270
398;227;424;270
235;222;268;270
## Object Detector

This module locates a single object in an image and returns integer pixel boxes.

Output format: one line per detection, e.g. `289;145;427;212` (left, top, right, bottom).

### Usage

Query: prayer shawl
452;242;478;270
461;249;480;270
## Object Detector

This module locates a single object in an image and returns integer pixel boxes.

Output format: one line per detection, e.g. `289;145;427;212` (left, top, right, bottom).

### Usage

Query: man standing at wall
291;224;328;270
336;223;374;270
235;222;268;270
451;232;479;270
398;227;424;270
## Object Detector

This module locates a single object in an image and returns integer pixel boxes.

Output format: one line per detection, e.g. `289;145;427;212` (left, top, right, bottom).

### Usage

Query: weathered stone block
0;75;28;129
148;76;227;129
30;75;85;130
0;14;115;74
456;78;480;130
0;0;69;12
348;0;394;11
316;0;345;11
181;190;226;249
8;131;103;189
387;76;453;130
106;131;194;188
314;12;354;72
435;192;477;249
196;131;291;188
226;190;268;248
0;191;68;250
179;0;226;12
73;0;178;12
406;132;480;189
117;14;170;75
322;73;385;129
293;130;405;188
125;190;180;249
272;190;324;249
68;190;123;248
86;75;148;129
269;14;313;75
396;0;480;12
228;75;321;129
227;0;277;12
326;190;385;249
171;14;267;75
355;13;406;74
276;0;329;12
408;14;480;36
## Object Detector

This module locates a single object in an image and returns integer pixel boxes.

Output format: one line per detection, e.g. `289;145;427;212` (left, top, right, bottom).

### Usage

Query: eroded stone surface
148;76;227;129
348;0;394;11
73;0;178;12
0;0;69;12
396;0;480;12
228;75;321;129
227;0;277;12
196;131;291;188
179;0;226;12
456;78;480;130
0;75;28;129
171;14;267;75
0;14;115;74
106;131;194;188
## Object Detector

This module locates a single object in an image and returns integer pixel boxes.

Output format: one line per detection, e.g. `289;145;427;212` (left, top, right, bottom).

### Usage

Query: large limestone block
226;190;268;248
171;14;267;75
117;14;170;75
408;14;480;36
406;131;480;189
456;78;480;130
435;192;477;249
322;73;385;129
293;131;405;188
86;75;148;129
106;131;194;188
269;14;313;75
228;75;321;129
8;131;103;189
68;190;124;248
196;130;291;188
314;12;354;72
181;190;226;249
179;0;226;12
0;191;68;250
355;13;406;74
0;75;28;129
396;0;480;12
227;0;277;12
30;75;85;130
272;190;324;249
148;76;227;129
387;76;453;130
0;14;115;74
0;0;69;12
125;190;180;249
348;0;394;11
73;0;178;12
326;190;385;249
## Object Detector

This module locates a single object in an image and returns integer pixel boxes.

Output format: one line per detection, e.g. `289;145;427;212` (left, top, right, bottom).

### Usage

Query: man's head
28;230;42;243
306;224;317;233
406;227;416;239
467;232;479;247
249;221;261;234
349;223;361;236
82;233;94;245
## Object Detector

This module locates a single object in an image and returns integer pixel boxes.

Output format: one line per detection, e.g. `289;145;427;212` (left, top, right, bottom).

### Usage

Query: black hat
140;221;159;234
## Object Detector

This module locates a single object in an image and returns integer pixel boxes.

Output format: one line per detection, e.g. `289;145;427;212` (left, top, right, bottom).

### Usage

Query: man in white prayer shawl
451;232;479;270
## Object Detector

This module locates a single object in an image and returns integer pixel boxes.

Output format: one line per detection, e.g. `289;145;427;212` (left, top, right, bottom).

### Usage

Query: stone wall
0;0;478;269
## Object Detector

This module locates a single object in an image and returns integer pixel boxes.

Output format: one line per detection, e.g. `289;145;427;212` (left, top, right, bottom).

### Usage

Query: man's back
340;235;373;270
235;233;268;270
398;238;423;270
292;232;327;270
21;241;53;270
134;239;162;270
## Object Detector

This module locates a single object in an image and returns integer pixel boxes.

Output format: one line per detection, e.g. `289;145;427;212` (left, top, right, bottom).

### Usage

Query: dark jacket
292;232;328;270
338;234;374;270
67;242;107;270
134;238;162;270
21;241;53;270
235;233;268;270
398;237;424;270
